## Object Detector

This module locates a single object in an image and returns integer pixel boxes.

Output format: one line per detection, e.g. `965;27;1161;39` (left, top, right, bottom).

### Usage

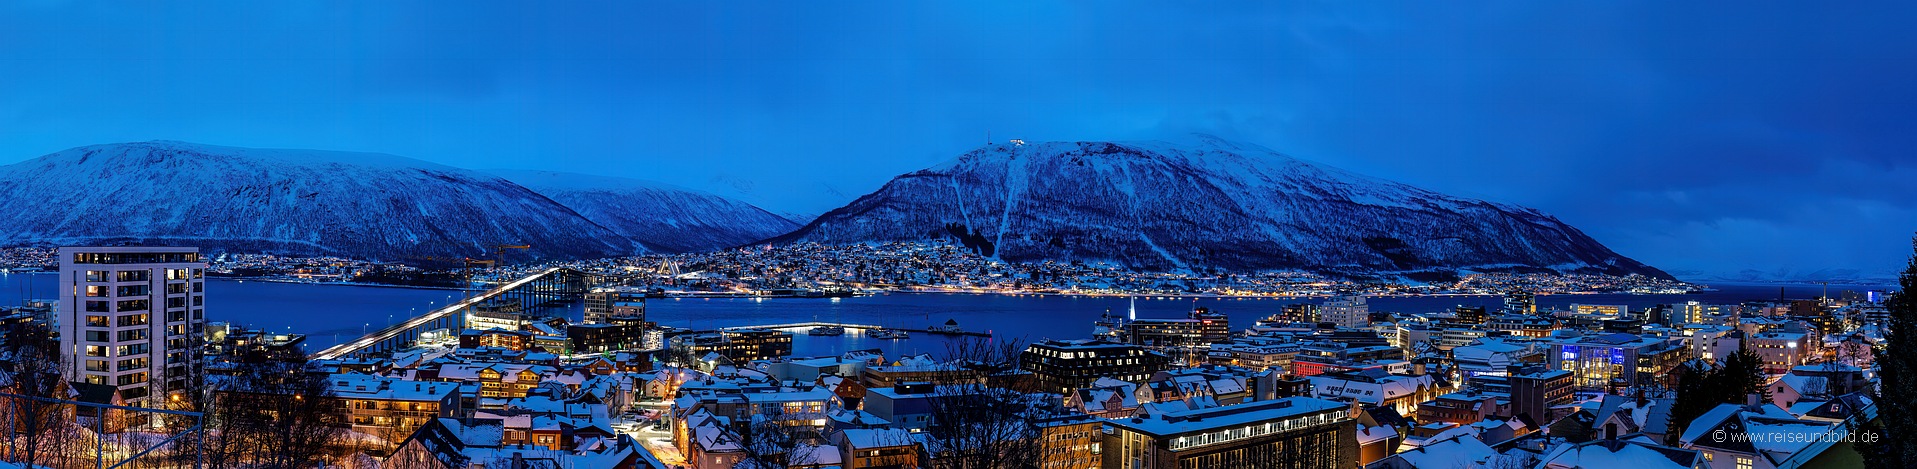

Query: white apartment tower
1321;295;1370;328
57;246;206;411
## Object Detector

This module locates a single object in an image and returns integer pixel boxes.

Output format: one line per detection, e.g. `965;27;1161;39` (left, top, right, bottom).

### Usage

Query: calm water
0;271;1892;357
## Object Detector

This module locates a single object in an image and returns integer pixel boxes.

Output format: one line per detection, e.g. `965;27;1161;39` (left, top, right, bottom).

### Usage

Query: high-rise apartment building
57;246;206;413
1321;295;1369;328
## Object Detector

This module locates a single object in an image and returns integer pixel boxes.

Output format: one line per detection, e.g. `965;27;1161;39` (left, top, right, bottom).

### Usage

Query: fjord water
0;272;1888;357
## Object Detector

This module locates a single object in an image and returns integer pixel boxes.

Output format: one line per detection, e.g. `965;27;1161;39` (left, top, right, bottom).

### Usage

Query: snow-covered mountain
490;170;798;253
769;137;1670;278
1668;268;1899;286
0;141;645;260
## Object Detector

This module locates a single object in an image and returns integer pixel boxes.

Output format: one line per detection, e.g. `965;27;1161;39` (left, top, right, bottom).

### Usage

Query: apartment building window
86;375;106;385
1736;457;1752;469
166;283;188;294
166;268;188;280
193;282;203;292
166;297;186;308
118;358;149;371
85;285;109;297
116;299;149;311
117;373;148;386
168;324;186;336
85;360;108;372
118;314;149;327
192;309;203;320
84;270;108;282
192;268;203;278
168;311;185;322
85;345;107;357
116;270;149;282
193;296;203;306
116;344;149;356
117;329;147;341
85;330;109;342
85;301;109;312
86;315;108;327
117;285;149;296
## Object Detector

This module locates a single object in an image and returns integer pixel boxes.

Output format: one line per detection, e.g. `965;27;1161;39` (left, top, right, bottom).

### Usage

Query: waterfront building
1102;397;1356;469
460;328;531;351
671;328;794;366
1570;303;1628;317
1504;291;1536;315
1452;306;1488;325
56;246;206;414
1125;308;1231;348
1283;303;1320;323
1019;339;1170;395
1321;295;1369;328
582;286;648;324
567;321;647;354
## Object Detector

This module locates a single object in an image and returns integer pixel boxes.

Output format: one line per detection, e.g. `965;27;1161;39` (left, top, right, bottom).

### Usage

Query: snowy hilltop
0;141;789;260
768;136;1670;279
489;169;797;253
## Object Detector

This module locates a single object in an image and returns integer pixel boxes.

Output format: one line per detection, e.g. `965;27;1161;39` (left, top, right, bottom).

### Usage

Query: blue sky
2;2;1913;278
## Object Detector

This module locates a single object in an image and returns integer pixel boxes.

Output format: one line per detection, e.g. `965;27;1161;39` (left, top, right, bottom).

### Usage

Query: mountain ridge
768;137;1670;279
0;141;790;259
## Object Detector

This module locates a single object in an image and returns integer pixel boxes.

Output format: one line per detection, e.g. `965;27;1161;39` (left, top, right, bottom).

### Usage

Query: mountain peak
776;138;1667;279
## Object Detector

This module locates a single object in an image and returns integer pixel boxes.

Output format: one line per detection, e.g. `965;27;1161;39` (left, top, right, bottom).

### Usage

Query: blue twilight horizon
1;2;1913;279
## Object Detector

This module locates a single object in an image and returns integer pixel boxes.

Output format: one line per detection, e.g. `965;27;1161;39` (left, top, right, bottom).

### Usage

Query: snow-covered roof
1538;439;1699;469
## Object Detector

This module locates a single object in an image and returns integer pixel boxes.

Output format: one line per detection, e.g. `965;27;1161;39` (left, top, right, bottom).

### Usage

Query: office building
1283;303;1320;323
671;328;793;366
57;246;206;414
1019;339;1169;395
1127;308;1231;348
1321;295;1369;328
583;286;648;324
1103;397;1355;469
1504;291;1536;315
1547;332;1689;392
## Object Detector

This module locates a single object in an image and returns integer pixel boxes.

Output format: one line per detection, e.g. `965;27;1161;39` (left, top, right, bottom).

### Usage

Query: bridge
311;267;595;360
670;321;992;338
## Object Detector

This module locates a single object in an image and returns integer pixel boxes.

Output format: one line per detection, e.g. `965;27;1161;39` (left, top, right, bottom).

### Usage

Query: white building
57;246;207;412
1322;295;1370;328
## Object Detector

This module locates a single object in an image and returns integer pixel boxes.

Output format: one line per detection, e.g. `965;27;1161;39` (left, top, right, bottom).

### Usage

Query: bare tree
0;321;77;468
733;416;822;469
921;337;1047;469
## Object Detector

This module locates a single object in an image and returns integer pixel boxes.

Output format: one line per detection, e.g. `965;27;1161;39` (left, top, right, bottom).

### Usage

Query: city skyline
2;2;1913;278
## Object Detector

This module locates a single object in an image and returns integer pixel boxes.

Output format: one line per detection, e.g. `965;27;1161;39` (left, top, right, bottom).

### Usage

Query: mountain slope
0;141;642;260
770;137;1669;278
491;170;798;253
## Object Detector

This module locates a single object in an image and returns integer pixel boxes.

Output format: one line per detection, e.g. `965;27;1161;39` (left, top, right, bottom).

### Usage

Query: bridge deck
673;321;992;337
311;267;572;360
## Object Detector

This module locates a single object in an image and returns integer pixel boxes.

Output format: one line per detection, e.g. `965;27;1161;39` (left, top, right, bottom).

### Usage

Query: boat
870;328;909;339
808;325;846;336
